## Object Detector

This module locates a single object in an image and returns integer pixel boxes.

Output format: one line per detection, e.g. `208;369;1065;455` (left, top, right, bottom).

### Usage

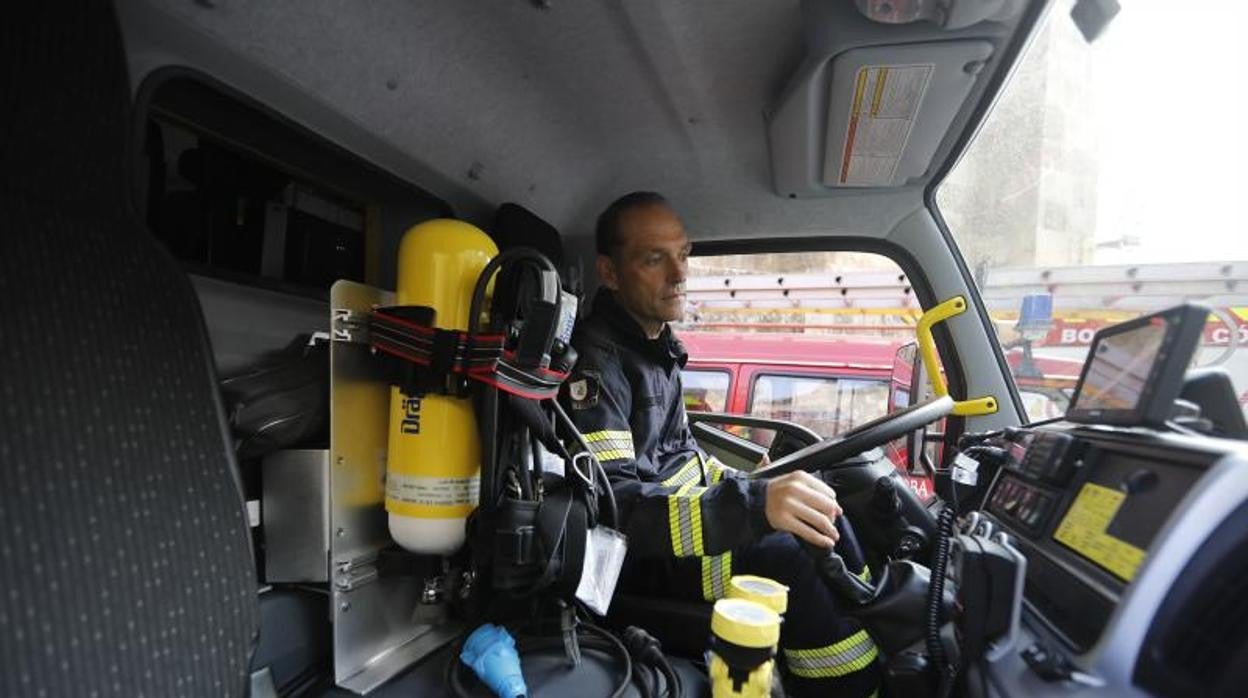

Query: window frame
133;66;453;297
921;0;1057;424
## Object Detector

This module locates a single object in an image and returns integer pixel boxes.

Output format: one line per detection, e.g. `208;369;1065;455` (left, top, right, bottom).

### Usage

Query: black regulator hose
549;398;619;529
467;247;558;343
622;626;683;698
466;247;560;509
927;506;955;682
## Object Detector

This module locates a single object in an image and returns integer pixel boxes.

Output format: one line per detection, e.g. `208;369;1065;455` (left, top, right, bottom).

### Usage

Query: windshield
937;1;1248;423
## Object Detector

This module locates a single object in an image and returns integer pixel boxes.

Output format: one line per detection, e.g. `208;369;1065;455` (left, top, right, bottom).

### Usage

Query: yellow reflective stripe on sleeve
663;455;737;488
593;448;633;461
783;630;879;678
688;486;704;555
667;480;694;555
700;552;732;601
661;456;702;487
585;430;632;442
668;484;707;557
705;456;737;485
583;430;635;461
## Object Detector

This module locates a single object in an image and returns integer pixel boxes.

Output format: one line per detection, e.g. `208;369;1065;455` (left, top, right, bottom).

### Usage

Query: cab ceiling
118;0;1029;247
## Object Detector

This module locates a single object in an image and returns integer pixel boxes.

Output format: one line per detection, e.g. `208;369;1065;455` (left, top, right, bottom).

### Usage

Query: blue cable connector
460;623;528;698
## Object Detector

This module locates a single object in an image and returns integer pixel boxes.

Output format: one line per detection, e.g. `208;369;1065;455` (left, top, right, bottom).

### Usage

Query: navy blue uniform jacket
559;290;772;561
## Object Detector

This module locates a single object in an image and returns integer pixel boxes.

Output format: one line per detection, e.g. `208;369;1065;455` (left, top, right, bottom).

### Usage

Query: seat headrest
0;0;133;219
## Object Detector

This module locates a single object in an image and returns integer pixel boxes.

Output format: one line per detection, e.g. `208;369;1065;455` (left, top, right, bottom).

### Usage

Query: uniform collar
591;289;688;368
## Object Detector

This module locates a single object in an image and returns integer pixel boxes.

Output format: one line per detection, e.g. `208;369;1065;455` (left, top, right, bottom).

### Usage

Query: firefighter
560;191;881;696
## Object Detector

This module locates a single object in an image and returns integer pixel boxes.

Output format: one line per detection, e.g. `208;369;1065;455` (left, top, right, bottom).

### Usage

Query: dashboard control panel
970;422;1247;698
972;424;1225;655
985;430;1080;536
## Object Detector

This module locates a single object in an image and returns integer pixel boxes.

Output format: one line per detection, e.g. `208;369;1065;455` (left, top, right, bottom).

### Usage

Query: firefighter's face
598;203;691;338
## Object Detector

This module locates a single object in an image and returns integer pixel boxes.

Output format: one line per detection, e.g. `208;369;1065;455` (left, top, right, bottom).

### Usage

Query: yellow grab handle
951;396;999;417
915;296;999;417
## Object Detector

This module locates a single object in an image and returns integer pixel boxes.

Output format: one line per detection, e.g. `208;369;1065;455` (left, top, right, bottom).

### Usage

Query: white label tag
575;526;628;616
537;443;564;478
953;453;980;472
556;291;579;345
952;465;979;486
385;473;480;507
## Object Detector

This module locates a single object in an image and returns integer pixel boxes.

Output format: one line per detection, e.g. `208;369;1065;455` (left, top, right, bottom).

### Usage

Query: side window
148;116;367;288
681;369;731;413
748;374;889;438
139;76;451;293
683;250;927;470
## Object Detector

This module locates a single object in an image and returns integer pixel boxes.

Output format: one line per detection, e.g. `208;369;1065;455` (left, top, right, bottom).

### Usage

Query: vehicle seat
0;2;260;695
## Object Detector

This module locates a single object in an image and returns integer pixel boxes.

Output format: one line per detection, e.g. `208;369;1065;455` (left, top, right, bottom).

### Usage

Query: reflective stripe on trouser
583;429;635;462
614;532;882;697
701;552;732;601
667;484;706;556
783;630;879;678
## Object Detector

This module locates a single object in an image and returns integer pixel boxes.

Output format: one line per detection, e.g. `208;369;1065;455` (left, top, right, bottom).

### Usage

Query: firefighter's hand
764;471;842;549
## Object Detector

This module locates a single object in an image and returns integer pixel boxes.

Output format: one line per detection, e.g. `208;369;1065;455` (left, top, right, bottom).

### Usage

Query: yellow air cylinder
385;219;497;555
709;598;781;698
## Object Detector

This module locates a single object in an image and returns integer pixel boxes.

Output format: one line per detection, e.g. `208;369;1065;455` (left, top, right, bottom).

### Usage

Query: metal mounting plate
329;280;459;694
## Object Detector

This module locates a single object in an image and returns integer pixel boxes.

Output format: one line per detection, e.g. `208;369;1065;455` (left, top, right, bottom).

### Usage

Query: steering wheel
749;396;955;480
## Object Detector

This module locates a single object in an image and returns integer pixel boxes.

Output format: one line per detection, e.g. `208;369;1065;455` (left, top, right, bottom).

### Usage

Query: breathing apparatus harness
372;247;678;694
368;248;575;401
370;245;605;588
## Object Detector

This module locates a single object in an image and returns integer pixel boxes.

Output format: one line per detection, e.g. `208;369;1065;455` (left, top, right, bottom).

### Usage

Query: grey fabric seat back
0;2;260;695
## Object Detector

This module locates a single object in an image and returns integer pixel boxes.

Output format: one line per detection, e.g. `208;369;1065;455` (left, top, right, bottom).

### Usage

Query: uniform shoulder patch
567;370;601;410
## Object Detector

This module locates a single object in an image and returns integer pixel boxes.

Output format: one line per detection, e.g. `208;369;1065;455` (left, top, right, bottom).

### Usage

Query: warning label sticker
1053;483;1147;583
837;64;933;187
386;473;480;508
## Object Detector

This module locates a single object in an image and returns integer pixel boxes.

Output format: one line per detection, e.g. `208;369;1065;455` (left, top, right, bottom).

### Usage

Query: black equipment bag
221;336;330;460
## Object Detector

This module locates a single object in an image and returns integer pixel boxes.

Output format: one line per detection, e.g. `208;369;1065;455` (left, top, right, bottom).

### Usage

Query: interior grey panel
887;207;1024;430
192;274;328;375
116;0;1022;245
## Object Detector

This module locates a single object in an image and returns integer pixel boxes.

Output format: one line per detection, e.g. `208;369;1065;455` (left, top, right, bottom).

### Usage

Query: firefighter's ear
597;254;620;291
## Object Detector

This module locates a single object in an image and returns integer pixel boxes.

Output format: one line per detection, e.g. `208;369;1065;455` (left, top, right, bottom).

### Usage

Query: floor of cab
316;641;710;697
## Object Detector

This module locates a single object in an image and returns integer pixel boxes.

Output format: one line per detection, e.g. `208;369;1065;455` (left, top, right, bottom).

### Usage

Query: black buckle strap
429;328;466;396
369;306;569;400
708;635;776;693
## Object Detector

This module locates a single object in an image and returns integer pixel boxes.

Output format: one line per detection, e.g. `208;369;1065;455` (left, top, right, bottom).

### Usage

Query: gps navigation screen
1072;318;1168;412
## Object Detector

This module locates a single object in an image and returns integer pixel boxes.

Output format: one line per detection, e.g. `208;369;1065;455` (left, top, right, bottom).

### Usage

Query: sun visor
769;40;993;195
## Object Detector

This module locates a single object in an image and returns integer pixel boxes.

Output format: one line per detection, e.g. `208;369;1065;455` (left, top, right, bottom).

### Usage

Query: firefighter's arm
671;455;842;550
559;355;772;557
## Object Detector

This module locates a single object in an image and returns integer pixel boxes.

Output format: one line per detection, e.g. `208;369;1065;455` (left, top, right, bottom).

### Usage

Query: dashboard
973;422;1248;697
